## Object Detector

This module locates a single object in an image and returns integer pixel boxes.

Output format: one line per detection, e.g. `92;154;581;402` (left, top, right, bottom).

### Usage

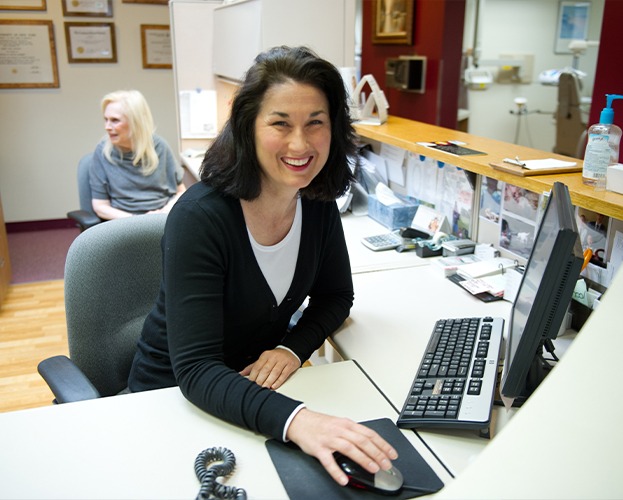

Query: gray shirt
90;135;183;214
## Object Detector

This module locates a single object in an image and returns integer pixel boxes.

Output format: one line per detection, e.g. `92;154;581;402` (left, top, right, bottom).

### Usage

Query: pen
503;156;526;167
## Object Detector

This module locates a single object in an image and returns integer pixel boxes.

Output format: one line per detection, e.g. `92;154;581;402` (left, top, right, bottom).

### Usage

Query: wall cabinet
212;0;356;82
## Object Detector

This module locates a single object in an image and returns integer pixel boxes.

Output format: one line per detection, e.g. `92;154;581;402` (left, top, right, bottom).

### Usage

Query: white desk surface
331;264;513;475
0;360;452;500
341;212;430;274
436;267;623;499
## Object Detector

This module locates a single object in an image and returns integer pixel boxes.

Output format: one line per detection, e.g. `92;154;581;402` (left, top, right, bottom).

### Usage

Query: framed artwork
0;20;59;88
61;0;112;17
140;24;172;69
122;0;168;4
554;1;591;54
0;0;46;10
65;22;117;63
372;0;414;45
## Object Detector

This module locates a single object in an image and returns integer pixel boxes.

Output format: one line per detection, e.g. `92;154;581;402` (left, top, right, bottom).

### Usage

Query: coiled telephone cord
194;447;247;500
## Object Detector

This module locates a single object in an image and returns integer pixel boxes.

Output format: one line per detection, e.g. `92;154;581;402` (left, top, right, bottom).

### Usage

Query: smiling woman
127;46;399;489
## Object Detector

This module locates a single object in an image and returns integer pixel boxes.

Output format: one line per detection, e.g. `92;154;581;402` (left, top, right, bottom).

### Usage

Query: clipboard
489;161;582;177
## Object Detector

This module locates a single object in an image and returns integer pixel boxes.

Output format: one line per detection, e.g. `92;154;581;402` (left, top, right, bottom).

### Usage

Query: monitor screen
500;182;583;404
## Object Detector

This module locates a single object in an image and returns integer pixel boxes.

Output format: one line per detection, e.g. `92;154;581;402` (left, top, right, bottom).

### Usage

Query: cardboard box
367;194;419;230
606;163;623;195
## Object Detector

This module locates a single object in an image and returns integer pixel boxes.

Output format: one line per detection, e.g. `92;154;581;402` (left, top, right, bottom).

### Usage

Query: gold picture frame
65;22;117;63
140;24;172;69
122;0;168;4
372;0;414;45
61;0;113;17
0;0;46;10
0;20;59;88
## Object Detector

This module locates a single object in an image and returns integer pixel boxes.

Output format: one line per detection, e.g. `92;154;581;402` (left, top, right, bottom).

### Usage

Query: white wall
463;0;604;153
0;0;176;222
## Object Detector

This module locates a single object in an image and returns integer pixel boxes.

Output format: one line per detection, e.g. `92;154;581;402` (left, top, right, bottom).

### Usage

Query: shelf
354;116;623;221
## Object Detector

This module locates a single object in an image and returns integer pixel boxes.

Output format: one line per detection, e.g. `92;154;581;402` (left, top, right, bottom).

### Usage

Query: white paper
179;90;217;139
379;143;406;186
362;149;388;185
375;183;404;206
606;230;623;286
522;158;577;170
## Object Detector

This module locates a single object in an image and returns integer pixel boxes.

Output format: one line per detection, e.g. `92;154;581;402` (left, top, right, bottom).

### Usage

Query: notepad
522;158;577;170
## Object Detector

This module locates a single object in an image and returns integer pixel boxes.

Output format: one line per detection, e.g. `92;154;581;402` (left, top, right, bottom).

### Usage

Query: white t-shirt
248;198;302;305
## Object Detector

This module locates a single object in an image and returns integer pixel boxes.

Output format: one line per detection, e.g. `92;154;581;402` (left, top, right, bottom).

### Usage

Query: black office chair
37;213;167;403
67;153;102;232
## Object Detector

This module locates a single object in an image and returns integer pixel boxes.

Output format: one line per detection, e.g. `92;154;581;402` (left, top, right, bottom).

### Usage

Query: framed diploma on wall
64;22;117;63
0;0;46;10
140;24;172;69
0;20;59;89
61;0;113;17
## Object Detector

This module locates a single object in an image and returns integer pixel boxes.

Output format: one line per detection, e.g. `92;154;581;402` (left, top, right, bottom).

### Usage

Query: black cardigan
128;182;354;440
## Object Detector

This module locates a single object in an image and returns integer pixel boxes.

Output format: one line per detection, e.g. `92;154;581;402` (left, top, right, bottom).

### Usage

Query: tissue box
367;194;419;230
607;163;623;195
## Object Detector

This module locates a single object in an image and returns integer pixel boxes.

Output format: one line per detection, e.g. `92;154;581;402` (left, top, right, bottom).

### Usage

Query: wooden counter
354;116;623;221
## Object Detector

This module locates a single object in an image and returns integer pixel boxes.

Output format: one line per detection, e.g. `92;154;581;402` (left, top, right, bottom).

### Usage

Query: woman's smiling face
254;81;331;196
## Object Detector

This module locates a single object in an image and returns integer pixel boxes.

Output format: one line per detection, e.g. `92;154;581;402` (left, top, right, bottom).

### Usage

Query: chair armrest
67;210;102;231
37;355;101;404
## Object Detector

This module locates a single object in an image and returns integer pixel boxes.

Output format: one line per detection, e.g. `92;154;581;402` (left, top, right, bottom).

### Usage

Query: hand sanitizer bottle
582;94;623;190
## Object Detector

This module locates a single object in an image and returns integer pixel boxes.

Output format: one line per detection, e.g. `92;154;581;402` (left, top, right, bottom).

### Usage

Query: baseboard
6;219;77;233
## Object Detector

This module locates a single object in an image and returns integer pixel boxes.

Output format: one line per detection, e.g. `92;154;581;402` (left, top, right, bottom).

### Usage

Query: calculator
361;232;403;251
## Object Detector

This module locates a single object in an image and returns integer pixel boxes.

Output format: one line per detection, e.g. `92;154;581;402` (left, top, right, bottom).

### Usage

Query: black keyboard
397;316;504;431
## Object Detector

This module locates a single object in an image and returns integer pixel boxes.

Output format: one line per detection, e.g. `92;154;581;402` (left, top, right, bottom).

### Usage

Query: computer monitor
500;182;583;405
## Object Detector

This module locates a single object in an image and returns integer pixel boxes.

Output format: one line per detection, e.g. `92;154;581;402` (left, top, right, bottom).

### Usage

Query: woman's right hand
285;408;398;486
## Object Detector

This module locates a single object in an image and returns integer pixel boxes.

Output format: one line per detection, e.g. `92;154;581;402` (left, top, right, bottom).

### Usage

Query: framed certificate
64;22;117;63
61;0;113;17
140;24;172;69
0;20;59;88
0;0;46;10
122;0;168;4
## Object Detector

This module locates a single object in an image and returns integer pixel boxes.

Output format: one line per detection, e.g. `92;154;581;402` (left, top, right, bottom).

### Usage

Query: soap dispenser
582;94;623;189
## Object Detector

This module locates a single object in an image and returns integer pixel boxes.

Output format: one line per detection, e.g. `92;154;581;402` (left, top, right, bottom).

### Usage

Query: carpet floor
7;227;80;284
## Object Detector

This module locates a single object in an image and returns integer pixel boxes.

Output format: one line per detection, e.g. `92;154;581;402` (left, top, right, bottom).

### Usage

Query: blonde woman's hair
101;90;159;176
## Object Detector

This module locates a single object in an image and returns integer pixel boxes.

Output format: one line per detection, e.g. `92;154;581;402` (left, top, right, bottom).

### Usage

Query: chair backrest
64;213;167;396
77;152;95;213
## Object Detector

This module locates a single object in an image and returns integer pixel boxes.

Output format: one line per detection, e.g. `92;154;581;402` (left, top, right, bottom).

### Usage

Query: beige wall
0;0;177;222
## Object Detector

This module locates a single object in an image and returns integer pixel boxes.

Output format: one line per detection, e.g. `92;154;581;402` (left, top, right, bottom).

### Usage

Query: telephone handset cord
194;447;247;500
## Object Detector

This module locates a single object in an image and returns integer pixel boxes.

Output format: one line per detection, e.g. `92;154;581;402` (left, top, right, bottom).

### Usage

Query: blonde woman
90;89;185;220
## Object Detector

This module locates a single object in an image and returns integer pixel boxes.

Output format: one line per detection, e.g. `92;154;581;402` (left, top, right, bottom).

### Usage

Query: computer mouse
334;452;403;495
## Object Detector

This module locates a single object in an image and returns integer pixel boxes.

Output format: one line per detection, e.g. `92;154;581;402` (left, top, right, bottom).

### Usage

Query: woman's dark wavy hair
199;45;356;201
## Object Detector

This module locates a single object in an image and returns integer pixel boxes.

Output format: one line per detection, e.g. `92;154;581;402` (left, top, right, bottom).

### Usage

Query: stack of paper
459;275;506;298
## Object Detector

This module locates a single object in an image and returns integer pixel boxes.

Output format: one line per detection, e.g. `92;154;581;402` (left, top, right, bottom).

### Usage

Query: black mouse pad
265;417;444;499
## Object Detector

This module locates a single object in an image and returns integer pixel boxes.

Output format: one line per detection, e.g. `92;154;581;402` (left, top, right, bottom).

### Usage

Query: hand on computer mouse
285;409;398;487
334;451;403;495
